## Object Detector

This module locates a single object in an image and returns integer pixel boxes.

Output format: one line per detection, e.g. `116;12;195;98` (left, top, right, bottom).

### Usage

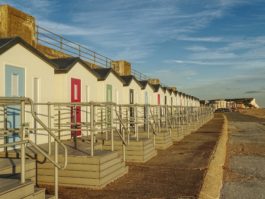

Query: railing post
48;103;51;155
157;106;161;133
54;141;58;199
126;107;130;144
90;104;94;157
110;105;114;151
20;99;25;184
135;106;138;141
57;106;61;140
93;52;96;65
60;36;63;52
3;106;8;156
146;105;150;139
73;105;77;150
78;45;81;57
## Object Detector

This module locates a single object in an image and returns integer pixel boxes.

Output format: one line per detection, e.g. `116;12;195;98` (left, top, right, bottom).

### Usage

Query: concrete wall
0;5;36;45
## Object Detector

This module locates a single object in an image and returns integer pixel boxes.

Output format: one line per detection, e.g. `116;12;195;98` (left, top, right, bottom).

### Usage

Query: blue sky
2;0;265;107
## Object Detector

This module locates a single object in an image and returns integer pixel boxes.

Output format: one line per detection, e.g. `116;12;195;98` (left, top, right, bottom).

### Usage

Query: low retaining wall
199;114;228;199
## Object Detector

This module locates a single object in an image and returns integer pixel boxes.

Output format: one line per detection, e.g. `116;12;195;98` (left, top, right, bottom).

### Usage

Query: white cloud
176;36;223;42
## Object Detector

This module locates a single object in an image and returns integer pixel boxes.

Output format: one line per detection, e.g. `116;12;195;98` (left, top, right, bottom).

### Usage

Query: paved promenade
221;113;265;199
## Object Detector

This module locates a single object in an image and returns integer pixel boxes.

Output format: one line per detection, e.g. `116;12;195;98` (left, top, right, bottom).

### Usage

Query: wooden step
0;158;36;182
154;131;173;150
23;187;46;199
38;150;128;189
103;138;157;163
0;179;34;199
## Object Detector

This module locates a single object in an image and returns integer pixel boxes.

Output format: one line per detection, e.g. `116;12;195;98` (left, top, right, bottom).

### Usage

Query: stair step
0;179;34;199
22;187;46;199
45;195;55;199
38;151;127;188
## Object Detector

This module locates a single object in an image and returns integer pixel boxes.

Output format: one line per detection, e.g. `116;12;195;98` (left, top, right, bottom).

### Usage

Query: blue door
5;65;25;145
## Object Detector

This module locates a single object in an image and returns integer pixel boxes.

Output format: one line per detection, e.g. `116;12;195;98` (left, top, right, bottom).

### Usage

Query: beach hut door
157;94;160;105
71;78;81;137
5;65;25;146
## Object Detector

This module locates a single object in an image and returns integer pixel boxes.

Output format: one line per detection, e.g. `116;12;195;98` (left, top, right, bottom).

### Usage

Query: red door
71;78;81;137
157;94;160;105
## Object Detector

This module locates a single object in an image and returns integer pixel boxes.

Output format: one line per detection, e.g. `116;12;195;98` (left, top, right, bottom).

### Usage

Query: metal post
48;103;51;155
86;104;89;137
60;36;63;52
3;106;8;156
54;141;58;199
110;105;114;151
158;106;161;133
58;107;61;140
20;100;25;184
33;103;37;144
90;104;94;157
147;105;150;139
73;105;77;150
135;106;138;141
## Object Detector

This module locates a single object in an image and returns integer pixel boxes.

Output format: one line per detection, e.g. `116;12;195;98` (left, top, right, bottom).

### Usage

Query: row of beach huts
0;5;213;199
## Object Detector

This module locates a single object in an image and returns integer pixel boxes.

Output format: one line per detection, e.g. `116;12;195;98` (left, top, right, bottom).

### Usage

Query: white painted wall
0;44;55;145
96;72;124;103
121;79;142;105
53;62;98;102
140;84;155;105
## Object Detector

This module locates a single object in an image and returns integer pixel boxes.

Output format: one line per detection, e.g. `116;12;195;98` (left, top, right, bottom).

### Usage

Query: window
74;84;78;100
11;74;19;96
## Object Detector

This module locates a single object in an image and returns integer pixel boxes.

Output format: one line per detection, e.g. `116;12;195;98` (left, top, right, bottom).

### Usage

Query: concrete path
221;113;265;199
45;114;224;199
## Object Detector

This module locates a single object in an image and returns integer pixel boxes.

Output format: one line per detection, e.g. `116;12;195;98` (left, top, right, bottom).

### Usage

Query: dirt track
221;112;265;199
44;114;225;199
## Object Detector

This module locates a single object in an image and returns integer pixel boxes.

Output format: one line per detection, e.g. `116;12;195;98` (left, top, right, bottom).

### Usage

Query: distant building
208;98;259;110
208;99;227;110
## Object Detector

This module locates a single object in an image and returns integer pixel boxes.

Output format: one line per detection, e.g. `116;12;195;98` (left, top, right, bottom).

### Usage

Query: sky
2;0;265;107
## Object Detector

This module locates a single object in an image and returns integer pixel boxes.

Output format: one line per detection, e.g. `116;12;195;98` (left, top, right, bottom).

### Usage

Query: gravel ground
44;114;224;199
221;112;265;199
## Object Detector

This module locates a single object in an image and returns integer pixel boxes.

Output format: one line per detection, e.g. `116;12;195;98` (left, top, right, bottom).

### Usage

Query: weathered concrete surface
199;114;227;199
221;112;265;199
44;114;224;199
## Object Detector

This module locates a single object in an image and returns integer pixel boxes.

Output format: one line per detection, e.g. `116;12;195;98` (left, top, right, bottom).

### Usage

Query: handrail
114;108;130;138
0;97;67;169
27;98;68;169
0;140;63;169
114;128;127;146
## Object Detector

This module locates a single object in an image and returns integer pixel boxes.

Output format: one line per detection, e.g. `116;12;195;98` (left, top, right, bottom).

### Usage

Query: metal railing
35;25;170;86
0;97;68;199
0;97;213;198
36;25;112;68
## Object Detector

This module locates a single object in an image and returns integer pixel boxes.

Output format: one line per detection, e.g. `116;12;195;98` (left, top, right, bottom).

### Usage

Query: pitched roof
120;75;142;87
0;37;56;68
93;68;112;80
138;80;155;91
0;37;14;47
138;80;148;88
151;84;161;92
50;57;100;78
92;67;125;84
51;57;79;70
